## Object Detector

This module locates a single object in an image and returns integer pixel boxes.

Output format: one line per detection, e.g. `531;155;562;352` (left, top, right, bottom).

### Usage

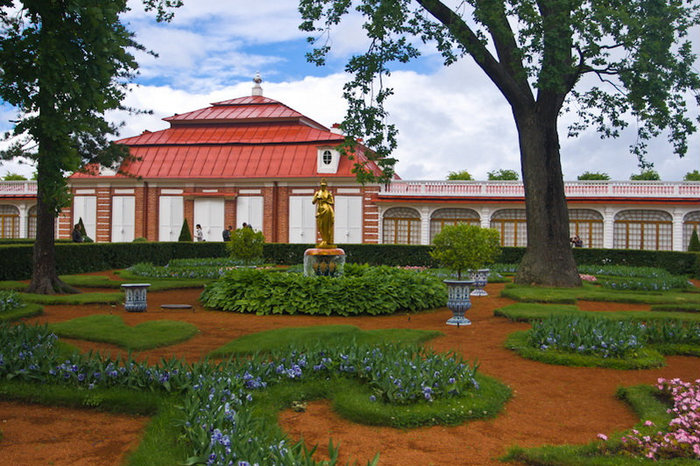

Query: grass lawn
0;303;42;321
209;325;442;358
48;315;199;351
501;282;700;305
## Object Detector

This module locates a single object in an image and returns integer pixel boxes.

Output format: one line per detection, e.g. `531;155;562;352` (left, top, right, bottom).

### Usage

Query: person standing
195;224;204;242
71;224;83;243
222;225;232;241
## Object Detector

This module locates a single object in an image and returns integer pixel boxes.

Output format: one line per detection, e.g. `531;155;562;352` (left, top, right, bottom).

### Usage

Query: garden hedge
1;242;698;280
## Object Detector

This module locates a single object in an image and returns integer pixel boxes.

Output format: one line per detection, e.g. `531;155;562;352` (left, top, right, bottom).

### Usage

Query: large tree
299;0;700;287
0;0;180;294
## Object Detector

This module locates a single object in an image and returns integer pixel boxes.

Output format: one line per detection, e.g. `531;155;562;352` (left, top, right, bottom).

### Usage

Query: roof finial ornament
252;72;263;97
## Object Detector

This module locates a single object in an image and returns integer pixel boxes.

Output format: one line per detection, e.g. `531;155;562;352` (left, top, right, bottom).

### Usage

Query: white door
159;196;183;241
194;198;225;241
111;196;135;242
236;196;263;231
289;196;315;243
73;196;97;241
335;196;363;244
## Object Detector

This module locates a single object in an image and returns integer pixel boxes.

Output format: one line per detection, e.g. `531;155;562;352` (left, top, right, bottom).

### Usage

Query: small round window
322;150;333;165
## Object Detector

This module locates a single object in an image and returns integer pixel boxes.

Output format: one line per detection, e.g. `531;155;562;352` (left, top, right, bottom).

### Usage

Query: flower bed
620;377;700;460
0;322;504;465
200;265;447;316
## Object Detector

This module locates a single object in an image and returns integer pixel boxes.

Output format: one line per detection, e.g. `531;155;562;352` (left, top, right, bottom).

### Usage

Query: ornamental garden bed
0;273;698;465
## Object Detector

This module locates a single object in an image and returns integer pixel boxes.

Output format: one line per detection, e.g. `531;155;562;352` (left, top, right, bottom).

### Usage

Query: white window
158;196;183;241
289;196;315;243
111;196;135;242
236;196;263;231
194;198;225;242
334;196;363;243
73;196;97;241
317;147;340;174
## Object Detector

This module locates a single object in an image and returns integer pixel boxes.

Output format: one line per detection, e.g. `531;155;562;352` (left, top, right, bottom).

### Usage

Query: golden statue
312;179;335;248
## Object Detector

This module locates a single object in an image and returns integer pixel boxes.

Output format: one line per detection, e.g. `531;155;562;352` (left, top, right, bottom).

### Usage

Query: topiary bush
200;264;447;316
178;219;192;242
688;229;700;252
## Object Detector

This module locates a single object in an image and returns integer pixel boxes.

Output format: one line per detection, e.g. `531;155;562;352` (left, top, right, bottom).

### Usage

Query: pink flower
597;433;608;441
644;420;655;427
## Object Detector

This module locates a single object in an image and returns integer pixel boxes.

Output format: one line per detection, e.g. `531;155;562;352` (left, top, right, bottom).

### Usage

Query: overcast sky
1;0;698;181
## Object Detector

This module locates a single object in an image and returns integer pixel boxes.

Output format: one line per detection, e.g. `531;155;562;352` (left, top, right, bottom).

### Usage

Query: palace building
1;79;699;251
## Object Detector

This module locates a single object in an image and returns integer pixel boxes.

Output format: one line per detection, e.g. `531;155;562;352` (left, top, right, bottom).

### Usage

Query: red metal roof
72;94;384;180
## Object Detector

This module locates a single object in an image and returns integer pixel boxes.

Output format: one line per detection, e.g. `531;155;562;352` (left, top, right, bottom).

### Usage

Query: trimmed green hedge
1;242;698;281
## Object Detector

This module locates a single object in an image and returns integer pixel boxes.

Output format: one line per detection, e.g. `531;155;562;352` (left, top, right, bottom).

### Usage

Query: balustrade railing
0;181;38;196
379;180;700;199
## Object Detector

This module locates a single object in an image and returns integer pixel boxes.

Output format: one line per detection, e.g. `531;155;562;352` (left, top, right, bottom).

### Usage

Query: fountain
303;179;346;277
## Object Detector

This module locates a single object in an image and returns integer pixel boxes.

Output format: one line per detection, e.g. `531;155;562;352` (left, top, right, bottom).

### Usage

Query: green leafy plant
430;224;501;279
200;265;446;316
683;170;700;181
487;169;519;180
446;170;473;180
577;171;610;180
227;227;264;265
688;228;700;252
630;169;661;180
178;219;192;242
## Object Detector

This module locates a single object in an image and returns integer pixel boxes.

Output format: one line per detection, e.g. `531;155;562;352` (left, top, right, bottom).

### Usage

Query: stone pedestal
121;283;151;312
303;248;346;277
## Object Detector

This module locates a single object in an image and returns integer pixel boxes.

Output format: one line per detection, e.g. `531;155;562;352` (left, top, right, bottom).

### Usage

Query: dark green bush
227;228;264;264
689;229;700;252
178;219;192;242
200;264;447;316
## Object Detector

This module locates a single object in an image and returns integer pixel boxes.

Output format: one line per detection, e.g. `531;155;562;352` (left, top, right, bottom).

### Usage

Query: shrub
227;227;264;265
200;265;446;316
689;229;700;252
178;219;192;242
430;225;501;279
132;237;148;243
577;171;610;180
596;276;691;291
77;217;93;242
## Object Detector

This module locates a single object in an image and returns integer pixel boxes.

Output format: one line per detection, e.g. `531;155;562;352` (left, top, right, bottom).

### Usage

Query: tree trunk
513;108;581;287
25;166;79;295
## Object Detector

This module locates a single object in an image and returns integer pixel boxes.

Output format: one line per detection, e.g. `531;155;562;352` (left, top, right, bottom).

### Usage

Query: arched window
683;211;700;251
490;209;526;247
28;205;37;238
430;208;480;242
0;205;20;239
569;209;603;248
383;207;421;244
614;210;672;250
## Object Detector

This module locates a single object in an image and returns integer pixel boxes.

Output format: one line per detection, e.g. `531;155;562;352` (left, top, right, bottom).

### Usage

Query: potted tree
430;224;501;325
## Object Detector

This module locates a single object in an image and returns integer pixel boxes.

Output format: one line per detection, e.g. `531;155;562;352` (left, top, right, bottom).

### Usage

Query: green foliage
446;170;473;180
684;170;700;181
505;330;664;370
76;217;93;242
0;290;23;313
227;227;265;265
487;169;519;181
48;315;198;351
577;171;611;180
209;325;441;358
630;170;661;180
597;276;691;292
430;225;501;279
21;291;122;305
0;302;41;322
178;219;192;242
200;265;447;316
495;302;700;324
1;172;27;180
132;237;148;243
688;228;700;252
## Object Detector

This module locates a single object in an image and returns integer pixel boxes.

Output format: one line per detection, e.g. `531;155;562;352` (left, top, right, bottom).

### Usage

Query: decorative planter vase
469;268;490;296
444;279;475;326
121;283;151;312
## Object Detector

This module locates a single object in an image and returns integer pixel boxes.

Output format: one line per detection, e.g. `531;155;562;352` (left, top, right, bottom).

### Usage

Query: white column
480;206;491;228
603;207;615;249
672;209;685;252
17;204;27;238
420;206;430;245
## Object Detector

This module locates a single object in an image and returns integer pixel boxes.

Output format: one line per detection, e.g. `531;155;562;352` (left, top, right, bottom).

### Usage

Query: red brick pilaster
363;186;380;244
95;187;111;242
